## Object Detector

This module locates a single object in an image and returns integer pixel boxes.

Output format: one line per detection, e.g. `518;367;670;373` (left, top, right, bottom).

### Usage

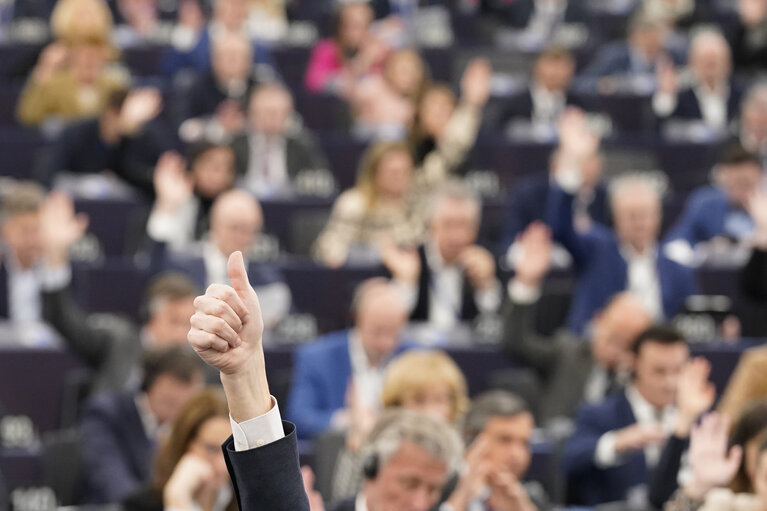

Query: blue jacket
163;29;275;76
665;186;753;247
80;391;154;504
562;392;648;506
286;331;353;439
547;185;697;334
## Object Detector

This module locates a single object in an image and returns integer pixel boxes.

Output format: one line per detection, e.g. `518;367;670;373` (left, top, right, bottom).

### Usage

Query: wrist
43;249;70;269
673;413;696;437
163;483;194;511
220;352;272;423
684;479;713;501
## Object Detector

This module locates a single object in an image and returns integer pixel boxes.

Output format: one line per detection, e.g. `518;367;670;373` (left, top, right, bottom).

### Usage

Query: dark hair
537;46;575;64
143;272;199;320
462;390;531;446
140;345;203;392
186;141;234;168
718;142;761;168
631;325;687;355
729;401;767;493
105;89;130;113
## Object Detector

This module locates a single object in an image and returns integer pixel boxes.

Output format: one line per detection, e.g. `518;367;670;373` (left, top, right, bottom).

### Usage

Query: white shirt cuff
475;279;502;313
652;91;677;116
147;208;184;244
229;396;285;452
40;265;72;291
595;431;620;468
507;279;542;305
554;167;583;194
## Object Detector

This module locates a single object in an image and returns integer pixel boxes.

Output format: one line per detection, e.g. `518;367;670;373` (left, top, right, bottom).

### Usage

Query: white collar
134;393;160;439
355;492;369;511
349;330;380;371
620;243;657;261
625;384;675;424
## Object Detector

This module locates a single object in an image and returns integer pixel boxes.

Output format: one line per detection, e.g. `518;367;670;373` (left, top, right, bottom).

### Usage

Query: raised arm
187;251;310;511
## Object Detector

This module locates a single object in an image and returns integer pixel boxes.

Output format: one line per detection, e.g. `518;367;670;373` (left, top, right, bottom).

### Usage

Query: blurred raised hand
41;191;89;268
685;413;742;499
153;151;193;213
674;357;715;437
514;222;553;288
461;58;492;108
120;88;163;136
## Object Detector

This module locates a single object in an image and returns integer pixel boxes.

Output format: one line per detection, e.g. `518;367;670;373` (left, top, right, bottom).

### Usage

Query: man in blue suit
80;346;204;504
286;278;409;439
546;109;697;334
665;143;762;265
562;326;709;507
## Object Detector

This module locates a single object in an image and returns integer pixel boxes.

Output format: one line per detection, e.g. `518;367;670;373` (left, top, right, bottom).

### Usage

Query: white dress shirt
146;197;200;250
245;134;290;198
5;252;70;324
348;331;386;410
652;82;729;131
396;242;502;330
595;385;677;469
530;83;566;125
621;244;663;320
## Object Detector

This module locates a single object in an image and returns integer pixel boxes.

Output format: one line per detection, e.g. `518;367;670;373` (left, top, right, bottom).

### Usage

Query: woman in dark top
123;388;236;511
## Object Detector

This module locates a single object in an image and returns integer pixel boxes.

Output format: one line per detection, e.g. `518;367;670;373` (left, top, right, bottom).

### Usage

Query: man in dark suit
481;0;586;30
157;189;292;330
286;278;409;439
80;346;204;504
664;143;762;265
382;182;501;330
231;83;332;198
653;28;743;132
546;110;697;334
499;47;584;129
502;222;653;426
561;326;713;506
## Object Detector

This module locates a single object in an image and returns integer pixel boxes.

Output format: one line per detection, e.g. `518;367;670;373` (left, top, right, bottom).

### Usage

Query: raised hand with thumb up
188;251;271;422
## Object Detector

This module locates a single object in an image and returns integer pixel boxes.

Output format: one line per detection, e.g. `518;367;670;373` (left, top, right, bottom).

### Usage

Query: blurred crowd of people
3;0;767;510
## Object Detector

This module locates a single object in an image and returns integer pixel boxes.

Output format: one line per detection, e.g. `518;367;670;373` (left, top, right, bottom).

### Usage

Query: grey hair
360;409;464;474
462;390;530;446
689;26;730;57
427;180;482;224
607;172;665;212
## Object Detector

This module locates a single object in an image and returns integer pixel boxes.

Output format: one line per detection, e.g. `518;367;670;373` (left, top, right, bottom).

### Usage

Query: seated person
147;143;237;251
113;0;174;48
231;83;332;199
0;182;55;323
80;345;204;504
481;0;587;30
547;109;696;333
313;63;489;267
351;48;429;140
575;9;685;95
498;128;607;259
17;36;129;127
122;388;236;511
35;87;176;195
329;409;463;511
498;47;582;129
163;0;275;77
737;83;767;168
664;143;763;266
503;222;653;426
653;28;743;133
177;32;265;140
304;1;386;95
382;182;502;330
445;390;547;511
156;189;291;329
729;0;767;74
286;278;408;439
562;326;711;507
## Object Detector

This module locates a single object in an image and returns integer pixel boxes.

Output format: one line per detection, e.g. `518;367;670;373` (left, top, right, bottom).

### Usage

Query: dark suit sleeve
561;403;607;476
664;191;708;246
648;434;688;509
222;421;310;511
544;185;593;270
501;298;560;375
42;283;112;369
742;248;767;302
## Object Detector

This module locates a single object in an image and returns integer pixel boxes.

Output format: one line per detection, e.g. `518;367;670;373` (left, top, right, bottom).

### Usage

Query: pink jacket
304;39;343;92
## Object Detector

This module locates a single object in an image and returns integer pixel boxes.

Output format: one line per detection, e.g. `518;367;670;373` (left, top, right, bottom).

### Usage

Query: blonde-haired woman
312;58;492;267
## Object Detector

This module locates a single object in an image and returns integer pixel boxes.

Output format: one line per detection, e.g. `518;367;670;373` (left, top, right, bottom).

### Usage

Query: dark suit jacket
231;130;330;187
656;83;744;124
546;185;698;334
502;297;604;425
80;390;154;504
407;245;484;322
480;0;586;27
286;331;353;439
562;392;648;506
42;282;144;395
177;71;259;124
222;421;310;511
498;175;609;255
0;261;8;319
498;88;585;127
330;498;356;511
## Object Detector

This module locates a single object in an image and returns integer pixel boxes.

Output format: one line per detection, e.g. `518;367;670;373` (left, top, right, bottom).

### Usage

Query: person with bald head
286;278;409;438
502;222;653;426
546;109;696;334
654;28;743;131
163;188;291;328
231;83;330;198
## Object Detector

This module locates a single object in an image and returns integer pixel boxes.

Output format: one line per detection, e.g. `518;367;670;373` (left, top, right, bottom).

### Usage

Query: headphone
362;453;380;480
